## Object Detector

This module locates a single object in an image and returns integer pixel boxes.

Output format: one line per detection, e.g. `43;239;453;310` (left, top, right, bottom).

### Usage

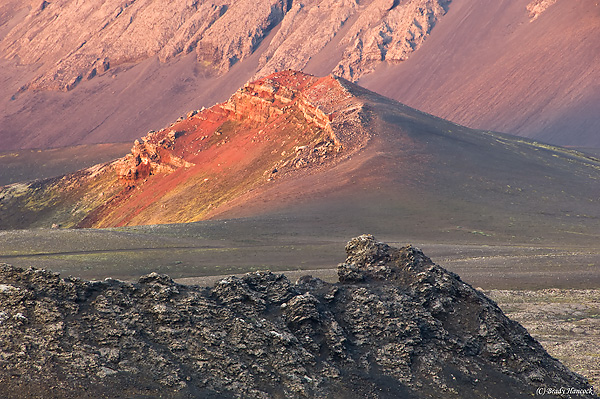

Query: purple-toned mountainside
1;0;598;150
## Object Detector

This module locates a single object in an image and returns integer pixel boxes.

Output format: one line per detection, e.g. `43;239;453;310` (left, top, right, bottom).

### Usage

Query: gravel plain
486;289;600;394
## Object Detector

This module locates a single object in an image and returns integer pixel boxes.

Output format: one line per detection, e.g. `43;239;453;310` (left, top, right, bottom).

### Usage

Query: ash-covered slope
0;235;595;399
360;0;600;146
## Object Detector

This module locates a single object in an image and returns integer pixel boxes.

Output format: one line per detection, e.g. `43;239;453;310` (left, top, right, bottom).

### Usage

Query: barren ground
487;289;600;393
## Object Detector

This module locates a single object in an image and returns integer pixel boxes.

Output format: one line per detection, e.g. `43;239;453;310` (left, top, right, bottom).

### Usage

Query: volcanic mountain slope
1;0;449;91
2;0;599;152
0;0;450;151
1;70;599;248
0;70;368;229
0;235;596;399
360;0;600;146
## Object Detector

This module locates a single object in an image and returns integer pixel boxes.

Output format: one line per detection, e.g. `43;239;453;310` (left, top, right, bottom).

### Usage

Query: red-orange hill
76;70;367;228
2;69;600;244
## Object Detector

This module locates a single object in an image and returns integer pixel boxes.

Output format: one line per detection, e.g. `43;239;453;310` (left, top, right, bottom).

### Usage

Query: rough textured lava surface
0;235;595;398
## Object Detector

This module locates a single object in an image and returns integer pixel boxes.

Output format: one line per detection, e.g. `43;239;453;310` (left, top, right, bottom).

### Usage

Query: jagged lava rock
0;236;596;398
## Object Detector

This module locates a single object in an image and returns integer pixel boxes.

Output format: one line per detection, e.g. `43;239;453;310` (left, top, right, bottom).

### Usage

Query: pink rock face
1;0;292;91
0;0;449;91
527;0;559;21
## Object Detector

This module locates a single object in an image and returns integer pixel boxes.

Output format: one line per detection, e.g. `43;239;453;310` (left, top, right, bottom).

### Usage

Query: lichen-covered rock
0;237;596;398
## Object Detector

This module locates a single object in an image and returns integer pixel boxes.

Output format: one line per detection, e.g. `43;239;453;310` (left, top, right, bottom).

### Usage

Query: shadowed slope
0;143;131;186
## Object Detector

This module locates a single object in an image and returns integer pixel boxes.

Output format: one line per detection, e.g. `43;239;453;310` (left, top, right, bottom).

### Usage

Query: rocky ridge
0;0;450;92
0;70;370;229
112;70;368;192
0;235;595;398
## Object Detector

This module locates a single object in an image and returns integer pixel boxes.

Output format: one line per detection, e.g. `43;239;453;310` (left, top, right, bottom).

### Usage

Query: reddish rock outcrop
0;70;370;229
114;70;365;190
115;129;194;186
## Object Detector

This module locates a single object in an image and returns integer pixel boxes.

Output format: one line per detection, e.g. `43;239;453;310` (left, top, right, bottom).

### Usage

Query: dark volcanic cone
0;236;595;398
